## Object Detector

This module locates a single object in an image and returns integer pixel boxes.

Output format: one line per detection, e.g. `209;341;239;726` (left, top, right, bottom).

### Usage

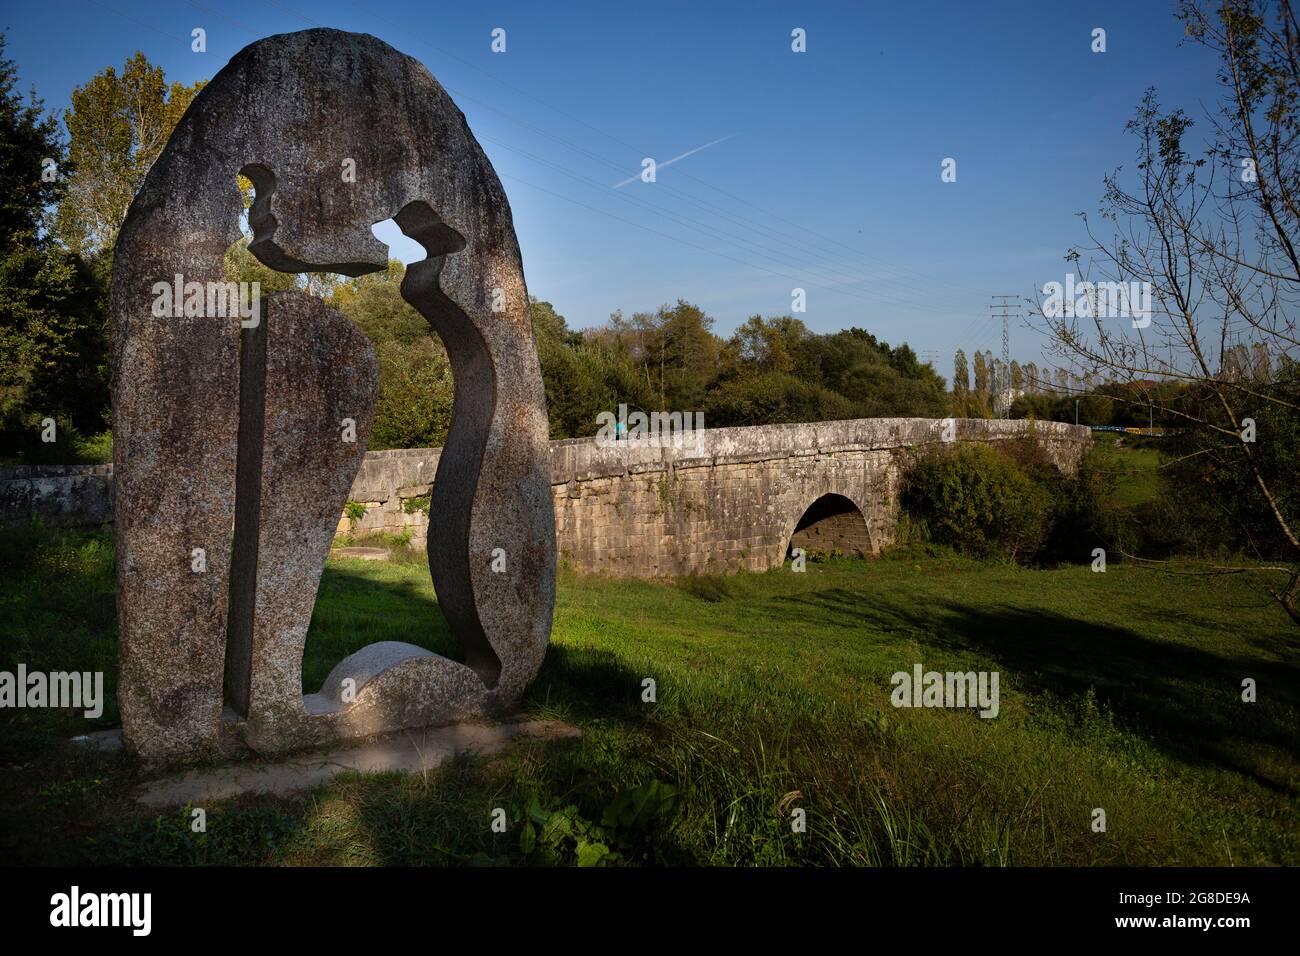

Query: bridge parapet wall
1;418;1091;577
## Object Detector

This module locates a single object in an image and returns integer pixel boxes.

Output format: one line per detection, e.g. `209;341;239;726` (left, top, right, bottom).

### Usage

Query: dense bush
901;444;1052;561
700;372;855;427
902;437;1123;565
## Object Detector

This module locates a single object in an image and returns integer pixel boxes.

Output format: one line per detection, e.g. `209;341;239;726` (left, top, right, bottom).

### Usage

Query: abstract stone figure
110;29;555;763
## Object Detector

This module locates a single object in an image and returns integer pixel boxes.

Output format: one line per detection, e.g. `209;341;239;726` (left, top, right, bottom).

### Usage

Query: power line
211;1;988;325
225;0;977;320
478;134;970;316
462;98;979;310
990;295;1023;418
352;4;986;308
86;0;190;42
500;172;969;313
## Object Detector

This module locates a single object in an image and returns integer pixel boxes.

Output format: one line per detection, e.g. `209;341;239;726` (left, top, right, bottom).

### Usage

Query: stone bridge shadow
763;588;1300;795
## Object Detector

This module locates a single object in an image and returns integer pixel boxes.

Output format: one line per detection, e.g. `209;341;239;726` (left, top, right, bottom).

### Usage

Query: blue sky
3;0;1223;370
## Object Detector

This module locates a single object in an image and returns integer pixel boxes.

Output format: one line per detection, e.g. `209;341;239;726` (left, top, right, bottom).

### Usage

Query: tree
952;348;970;412
0;33;106;453
702;372;854;426
972;350;990;415
732;314;808;375
327;259;420;342
55;52;204;265
532;296;652;439
327;260;453;449
601;300;720;409
0;35;62;242
1024;361;1040;394
990;357;1006;415
1030;0;1300;623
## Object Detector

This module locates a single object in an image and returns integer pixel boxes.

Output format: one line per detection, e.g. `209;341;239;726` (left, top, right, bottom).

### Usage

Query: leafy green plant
600;779;679;832
514;780;680;866
38;776;103;808
402;495;430;514
344;500;367;522
516;796;620;866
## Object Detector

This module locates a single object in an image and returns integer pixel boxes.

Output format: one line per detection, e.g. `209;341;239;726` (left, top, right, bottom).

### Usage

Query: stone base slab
134;718;580;807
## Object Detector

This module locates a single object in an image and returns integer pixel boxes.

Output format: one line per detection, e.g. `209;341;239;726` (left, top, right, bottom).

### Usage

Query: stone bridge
347;416;1089;576
549;417;1088;575
2;418;1091;578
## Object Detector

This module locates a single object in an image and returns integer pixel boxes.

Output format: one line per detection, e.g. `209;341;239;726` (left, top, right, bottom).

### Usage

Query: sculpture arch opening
788;493;872;559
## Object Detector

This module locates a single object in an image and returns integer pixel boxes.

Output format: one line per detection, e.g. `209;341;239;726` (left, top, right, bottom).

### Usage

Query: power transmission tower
990;296;1022;418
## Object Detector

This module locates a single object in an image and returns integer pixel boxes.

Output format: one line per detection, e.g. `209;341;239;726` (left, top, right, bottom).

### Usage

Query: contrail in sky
612;135;735;188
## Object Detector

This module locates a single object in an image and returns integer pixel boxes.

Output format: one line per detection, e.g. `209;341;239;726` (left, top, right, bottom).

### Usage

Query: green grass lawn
1;525;1297;866
1091;432;1164;507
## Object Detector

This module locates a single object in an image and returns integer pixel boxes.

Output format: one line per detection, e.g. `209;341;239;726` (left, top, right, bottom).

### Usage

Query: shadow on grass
314;561;652;728
302;563;460;690
675;573;731;602
768;587;1300;794
84;802;306;866
524;643;652;726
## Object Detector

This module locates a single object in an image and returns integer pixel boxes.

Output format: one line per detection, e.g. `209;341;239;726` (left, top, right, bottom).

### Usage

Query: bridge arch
780;491;874;564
